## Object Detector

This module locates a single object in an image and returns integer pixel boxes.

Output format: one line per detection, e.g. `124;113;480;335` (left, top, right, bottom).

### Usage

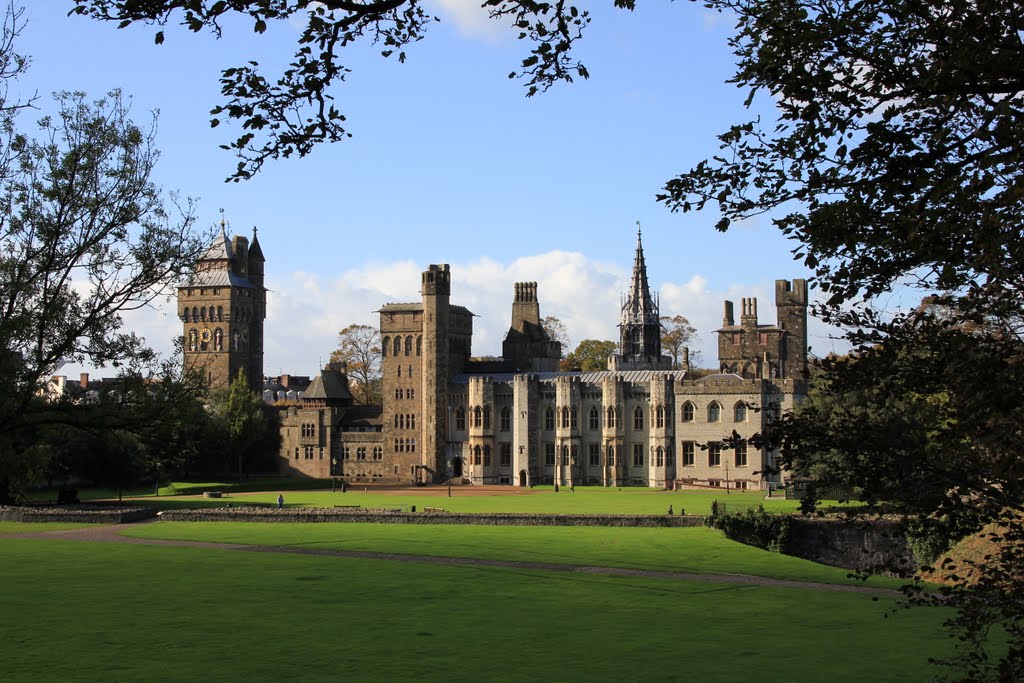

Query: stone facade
275;228;807;489
177;225;266;392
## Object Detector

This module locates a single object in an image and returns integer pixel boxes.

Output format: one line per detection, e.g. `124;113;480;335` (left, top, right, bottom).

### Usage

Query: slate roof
304;368;354;402
182;269;256;289
451;370;689;384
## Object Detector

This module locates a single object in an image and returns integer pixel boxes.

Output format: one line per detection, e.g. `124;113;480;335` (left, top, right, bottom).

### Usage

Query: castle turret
422;264;451;480
502;281;561;372
609;224;672;371
776;279;808;380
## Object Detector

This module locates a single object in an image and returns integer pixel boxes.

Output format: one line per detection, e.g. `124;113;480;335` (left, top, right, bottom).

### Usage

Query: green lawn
0;537;951;682
124;521;900;588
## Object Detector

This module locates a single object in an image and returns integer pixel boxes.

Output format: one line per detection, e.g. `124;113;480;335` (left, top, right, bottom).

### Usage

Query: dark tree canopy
563;339;616;372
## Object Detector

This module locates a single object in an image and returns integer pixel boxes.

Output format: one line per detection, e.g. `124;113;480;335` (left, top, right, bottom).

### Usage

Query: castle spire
618;223;662;361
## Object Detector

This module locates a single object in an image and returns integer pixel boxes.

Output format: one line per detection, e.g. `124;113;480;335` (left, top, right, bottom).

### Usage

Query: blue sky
22;1;844;378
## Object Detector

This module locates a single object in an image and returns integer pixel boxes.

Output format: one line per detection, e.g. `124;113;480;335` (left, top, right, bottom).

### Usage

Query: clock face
200;328;212;343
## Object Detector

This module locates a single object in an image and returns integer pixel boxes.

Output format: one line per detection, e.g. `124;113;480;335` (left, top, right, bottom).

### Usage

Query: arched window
409;414;415;429
681;401;695;422
199;307;206;322
589;406;599;430
217;306;223;321
483;406;491;430
606;406;616;428
416;336;422;356
500;407;511;431
734;402;747;422
473;406;482;428
408;364;413;378
544;407;555;431
405;335;413;356
397;365;402;378
561;446;570;466
455;407;466;431
656;446;664;467
633;406;644;431
214;328;223;351
208;306;215;321
183;308;191;322
656;405;665;428
395;388;402;400
708;402;721;422
407;388;414;400
192;306;199;322
395;414;401;428
382;336;390;357
474;445;482;465
561;407;570;429
570;407;577;429
393;337;401;356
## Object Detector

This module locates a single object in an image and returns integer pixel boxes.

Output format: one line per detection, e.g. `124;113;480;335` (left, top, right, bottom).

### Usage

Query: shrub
710;505;791;553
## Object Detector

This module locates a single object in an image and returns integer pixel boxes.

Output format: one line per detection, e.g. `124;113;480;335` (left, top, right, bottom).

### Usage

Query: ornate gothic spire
622;221;659;327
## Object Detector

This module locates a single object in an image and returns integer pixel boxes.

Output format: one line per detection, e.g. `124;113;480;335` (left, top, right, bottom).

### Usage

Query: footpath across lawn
124;521;900;588
0;537;949;682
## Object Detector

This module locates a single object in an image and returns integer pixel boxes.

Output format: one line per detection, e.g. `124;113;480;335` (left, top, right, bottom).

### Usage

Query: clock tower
177;223;266;393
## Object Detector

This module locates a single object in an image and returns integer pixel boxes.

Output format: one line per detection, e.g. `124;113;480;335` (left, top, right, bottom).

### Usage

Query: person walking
277;494;284;509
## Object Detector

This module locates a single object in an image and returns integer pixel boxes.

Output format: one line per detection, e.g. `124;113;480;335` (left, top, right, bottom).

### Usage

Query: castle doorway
451;457;463;479
519;470;529;487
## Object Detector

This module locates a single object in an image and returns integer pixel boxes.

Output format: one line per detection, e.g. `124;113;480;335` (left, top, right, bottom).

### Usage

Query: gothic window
632;443;644;467
304;446;315;459
199;307;206;322
544;407;555;431
405;335;413;356
343;446;351;461
735;442;748;467
217;306;223;321
373;447;383;461
682;441;695;466
656;405;665;429
500;407;511;432
545;443;555;465
192;306;199;322
500;442;512;466
214;328;223;351
589;406;599;431
473;406;482;428
571;407;577;429
416;336;422;356
607;444;616;466
455;407;466;431
561;446;569;466
357;447;367;461
708;443;722;467
656;447;664;467
397;365;402;378
408;364;413;378
680;401;694;422
734;402;747;422
631;328;642;356
382;336;390;357
473;445;482;466
708;402;721;422
395;388;402;400
208;306;215;321
410;438;416;453
483;406;491;430
393;337;401;356
633;406;644;431
560;407;569;429
183;308;191;322
409;414;415;429
606;406;616;429
394;438;400;452
589;444;600;466
408;388;414;400
483;446;491;467
398;414;404;429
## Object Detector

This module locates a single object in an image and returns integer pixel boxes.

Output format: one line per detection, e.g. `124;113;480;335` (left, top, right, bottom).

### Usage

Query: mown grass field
0;533;950;682
124;522;901;588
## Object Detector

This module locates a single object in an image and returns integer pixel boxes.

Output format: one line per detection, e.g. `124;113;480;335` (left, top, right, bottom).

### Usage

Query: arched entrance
518;470;529;487
451;457;463;479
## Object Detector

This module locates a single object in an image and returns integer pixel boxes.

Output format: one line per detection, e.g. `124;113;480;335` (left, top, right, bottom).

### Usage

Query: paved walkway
4;522;899;596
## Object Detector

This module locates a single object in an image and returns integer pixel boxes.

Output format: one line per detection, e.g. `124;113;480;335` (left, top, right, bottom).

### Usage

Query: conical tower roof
622;223;659;326
248;225;265;261
202;224;234;262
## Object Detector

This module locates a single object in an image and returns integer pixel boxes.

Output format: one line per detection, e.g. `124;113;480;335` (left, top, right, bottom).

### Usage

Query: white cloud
427;0;511;42
57;252;846;381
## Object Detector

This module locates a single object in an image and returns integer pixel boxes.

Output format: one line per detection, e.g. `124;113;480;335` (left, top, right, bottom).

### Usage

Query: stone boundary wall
784;517;917;576
157;506;708;528
0;505;157;524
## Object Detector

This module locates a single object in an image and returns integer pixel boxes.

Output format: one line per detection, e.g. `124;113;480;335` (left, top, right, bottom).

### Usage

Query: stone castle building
271;228;808;489
178;225;266;393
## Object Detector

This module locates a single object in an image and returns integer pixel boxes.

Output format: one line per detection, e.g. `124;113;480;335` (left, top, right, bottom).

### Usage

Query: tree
329;323;382;405
659;2;1024;678
0;5;207;502
659;315;697;369
541;316;570;356
215;369;267;477
563;339;616;372
72;0;598;181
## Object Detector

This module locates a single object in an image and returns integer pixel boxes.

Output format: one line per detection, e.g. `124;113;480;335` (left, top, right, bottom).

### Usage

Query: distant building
271;227;807;489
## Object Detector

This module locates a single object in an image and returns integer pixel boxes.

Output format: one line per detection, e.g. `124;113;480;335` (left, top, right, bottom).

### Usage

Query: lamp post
331;457;338;493
447;459;452;498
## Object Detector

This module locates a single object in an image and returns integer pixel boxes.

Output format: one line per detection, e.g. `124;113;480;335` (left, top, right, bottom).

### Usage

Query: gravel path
4;522;899;596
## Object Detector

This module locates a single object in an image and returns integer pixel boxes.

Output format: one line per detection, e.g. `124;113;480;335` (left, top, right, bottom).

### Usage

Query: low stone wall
0;505;157;524
157;506;707;528
784;517;917;576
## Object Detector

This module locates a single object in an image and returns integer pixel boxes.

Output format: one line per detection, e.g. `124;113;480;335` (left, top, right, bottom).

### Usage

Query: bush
710;505;791;553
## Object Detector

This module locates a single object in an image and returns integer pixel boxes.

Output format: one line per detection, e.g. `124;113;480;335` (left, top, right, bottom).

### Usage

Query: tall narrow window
393;337;401;356
656;405;665;428
500;407;511;432
455;407;466;431
656;447;664;467
589;443;600;466
632;443;644;467
483;406;491;430
500;442;512;466
545;443;555;465
735;442;747;467
708;443;722;467
560;407;569;429
708;402;721;423
589;406;599;430
405;335;413;356
382;336;390;357
545;407;555;431
607;406;616;429
473;406;482;428
633;406;644;431
682;441;695;466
